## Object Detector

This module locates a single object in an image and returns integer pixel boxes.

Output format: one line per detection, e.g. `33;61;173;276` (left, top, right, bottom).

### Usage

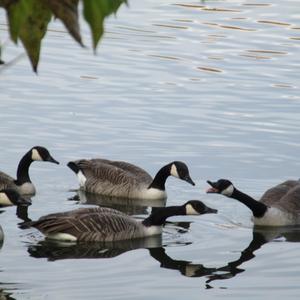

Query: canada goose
0;189;31;206
67;159;195;200
207;179;300;226
21;201;217;242
0;146;59;195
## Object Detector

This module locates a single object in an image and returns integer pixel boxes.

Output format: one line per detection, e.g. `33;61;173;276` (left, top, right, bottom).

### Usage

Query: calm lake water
1;0;300;299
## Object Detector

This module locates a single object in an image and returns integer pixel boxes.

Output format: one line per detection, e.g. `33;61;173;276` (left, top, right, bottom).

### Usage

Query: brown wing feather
275;184;300;213
0;171;17;190
90;159;152;180
73;159;153;196
38;206;126;221
260;180;300;206
32;210;142;242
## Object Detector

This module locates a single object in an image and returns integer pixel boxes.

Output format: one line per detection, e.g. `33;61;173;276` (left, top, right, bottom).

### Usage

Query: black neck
15;151;33;185
148;164;171;190
142;205;185;226
231;188;268;218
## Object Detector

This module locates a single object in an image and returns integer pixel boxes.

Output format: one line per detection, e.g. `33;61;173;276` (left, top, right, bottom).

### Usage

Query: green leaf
17;0;51;72
0;0;127;72
44;0;83;47
83;0;125;51
1;0;52;71
4;0;31;43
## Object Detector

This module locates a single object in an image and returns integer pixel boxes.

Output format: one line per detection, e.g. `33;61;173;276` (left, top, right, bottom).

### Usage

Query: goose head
184;200;218;215
31;146;59;164
170;161;195;186
206;179;234;197
0;189;32;206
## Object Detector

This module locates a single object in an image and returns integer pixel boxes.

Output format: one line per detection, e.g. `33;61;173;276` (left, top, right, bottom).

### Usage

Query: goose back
0;171;16;190
0;171;35;194
260;180;300;207
38;206;126;221
274;184;300;214
70;159;154;198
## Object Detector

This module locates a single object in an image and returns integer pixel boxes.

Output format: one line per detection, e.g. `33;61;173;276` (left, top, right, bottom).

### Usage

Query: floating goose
0;146;59;195
21;201;217;242
0;189;31;206
207;179;300;226
67;159;195;200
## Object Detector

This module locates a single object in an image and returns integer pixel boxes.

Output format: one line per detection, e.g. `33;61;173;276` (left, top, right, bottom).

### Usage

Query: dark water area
0;0;300;299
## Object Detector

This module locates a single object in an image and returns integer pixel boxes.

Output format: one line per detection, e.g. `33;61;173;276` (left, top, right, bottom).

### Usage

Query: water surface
0;0;300;299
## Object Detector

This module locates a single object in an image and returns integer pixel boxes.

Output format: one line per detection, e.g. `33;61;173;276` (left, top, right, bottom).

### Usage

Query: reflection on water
25;225;300;289
206;226;300;287
1;0;300;298
69;190;166;215
24;210;300;285
28;235;163;261
0;225;3;249
0;289;16;300
15;205;31;223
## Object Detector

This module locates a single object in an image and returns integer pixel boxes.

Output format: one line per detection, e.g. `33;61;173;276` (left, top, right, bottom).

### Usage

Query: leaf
3;0;51;72
83;0;125;51
43;0;83;47
3;0;30;43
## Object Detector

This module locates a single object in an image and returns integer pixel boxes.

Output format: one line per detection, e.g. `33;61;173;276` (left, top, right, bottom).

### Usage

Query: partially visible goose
206;179;300;226
67;159;195;200
21;201;217;242
0;189;31;206
0;146;59;195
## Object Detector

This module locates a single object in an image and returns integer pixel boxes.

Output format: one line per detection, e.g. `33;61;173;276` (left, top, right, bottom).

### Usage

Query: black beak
205;206;218;214
47;155;59;165
184;175;195;186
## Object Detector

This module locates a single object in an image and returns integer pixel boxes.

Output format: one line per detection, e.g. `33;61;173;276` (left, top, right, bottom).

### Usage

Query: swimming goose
67;159;195;200
206;179;300;226
22;201;217;242
0;146;59;195
0;189;31;206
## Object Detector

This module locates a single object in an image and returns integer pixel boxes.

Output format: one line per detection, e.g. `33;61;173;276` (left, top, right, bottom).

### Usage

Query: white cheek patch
170;164;179;178
31;149;43;161
77;170;87;187
185;203;200;215
221;185;234;197
0;193;13;206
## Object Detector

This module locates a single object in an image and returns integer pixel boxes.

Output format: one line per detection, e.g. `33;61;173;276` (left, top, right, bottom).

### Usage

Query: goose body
67;159;195;200
22;201;217;242
207;179;300;226
0;189;31;207
0;146;59;195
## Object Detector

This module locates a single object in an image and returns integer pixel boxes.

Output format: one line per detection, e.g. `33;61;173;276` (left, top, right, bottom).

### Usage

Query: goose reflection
69;190;166;215
28;235;163;261
0;225;3;249
26;226;300;286
205;226;300;287
149;247;217;277
16;205;32;223
0;289;16;300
